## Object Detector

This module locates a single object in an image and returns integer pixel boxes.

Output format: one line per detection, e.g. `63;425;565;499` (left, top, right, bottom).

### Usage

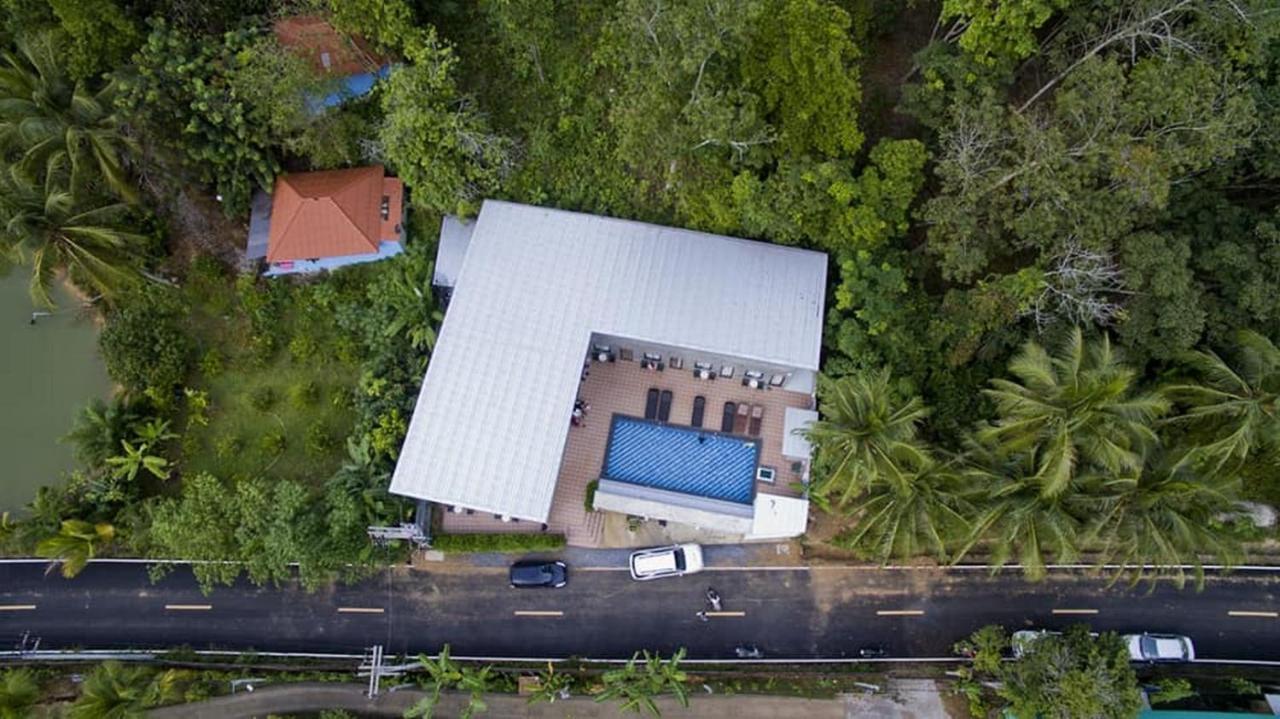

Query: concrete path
148;680;950;718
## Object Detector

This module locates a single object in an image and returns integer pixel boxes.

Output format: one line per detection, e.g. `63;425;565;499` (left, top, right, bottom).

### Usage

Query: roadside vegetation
0;0;1277;592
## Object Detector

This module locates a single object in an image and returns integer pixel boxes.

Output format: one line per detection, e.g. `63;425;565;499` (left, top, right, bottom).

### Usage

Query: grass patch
432;533;567;553
176;259;364;485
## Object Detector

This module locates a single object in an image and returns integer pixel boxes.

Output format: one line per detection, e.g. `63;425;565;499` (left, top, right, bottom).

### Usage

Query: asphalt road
0;560;1278;661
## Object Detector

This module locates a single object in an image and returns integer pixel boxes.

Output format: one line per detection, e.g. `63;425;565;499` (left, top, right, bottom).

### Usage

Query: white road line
0;605;36;611
1227;610;1278;618
1052;608;1099;615
876;610;925;617
705;611;746;618
514;610;564;617
337;607;385;614
164;604;212;611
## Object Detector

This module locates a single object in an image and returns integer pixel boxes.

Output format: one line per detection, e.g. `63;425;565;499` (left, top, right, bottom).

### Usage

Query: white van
629;544;705;581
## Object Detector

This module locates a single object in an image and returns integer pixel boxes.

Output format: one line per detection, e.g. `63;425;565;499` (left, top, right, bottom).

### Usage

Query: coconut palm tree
68;661;179;719
980;328;1168;499
804;369;932;507
835;459;972;564
0;31;139;202
0;173;149;307
1083;454;1243;589
595;648;689;716
63;398;145;466
35;519;115;578
957;442;1084;580
1163;330;1280;473
0;668;39;719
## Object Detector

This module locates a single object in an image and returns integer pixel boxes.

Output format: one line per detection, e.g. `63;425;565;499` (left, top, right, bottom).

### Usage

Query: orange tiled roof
266;166;399;263
273;15;386;76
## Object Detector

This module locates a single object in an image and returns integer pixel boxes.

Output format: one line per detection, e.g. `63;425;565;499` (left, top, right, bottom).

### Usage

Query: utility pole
364;644;384;698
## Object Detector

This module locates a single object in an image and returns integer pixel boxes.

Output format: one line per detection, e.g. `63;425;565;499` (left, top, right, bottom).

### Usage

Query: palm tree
35;519;115;578
595;649;689;716
804;369;932;507
68;661;178;719
980;328;1168;498
1082;454;1243;589
0;668;39;719
0;174;149;307
63;397;144;466
835;459;972;564
1163;330;1280;473
0;32;139;202
957;442;1084;580
405;645;491;719
105;439;170;481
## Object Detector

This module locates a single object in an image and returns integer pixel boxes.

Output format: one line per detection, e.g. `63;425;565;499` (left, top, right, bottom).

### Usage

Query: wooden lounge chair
691;396;706;428
733;403;750;434
658;390;673;422
721;402;736;432
644;388;659;420
748;404;763;436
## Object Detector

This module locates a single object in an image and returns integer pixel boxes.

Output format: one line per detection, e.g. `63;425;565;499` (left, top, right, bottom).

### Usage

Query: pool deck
440;356;814;547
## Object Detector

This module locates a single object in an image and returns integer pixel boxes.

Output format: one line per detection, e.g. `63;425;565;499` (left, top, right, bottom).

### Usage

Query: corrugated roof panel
390;201;827;521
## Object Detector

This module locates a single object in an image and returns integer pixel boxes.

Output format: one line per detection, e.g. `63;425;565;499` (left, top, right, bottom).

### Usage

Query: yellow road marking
0;605;36;611
705;611;746;618
164;604;212;611
514;610;564;617
1052;609;1099;615
337;607;385;614
876;609;925;617
1228;610;1278;618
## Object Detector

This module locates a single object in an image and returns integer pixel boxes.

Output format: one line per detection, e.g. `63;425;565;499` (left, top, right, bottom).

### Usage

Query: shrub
99;287;191;394
305;422;333;456
288;334;319;364
290;380;320;408
213;432;243;459
259;430;286;455
249;386;276;412
585;479;598;512
432;533;566;553
249;334;278;367
1149;678;1196;705
199;349;224;378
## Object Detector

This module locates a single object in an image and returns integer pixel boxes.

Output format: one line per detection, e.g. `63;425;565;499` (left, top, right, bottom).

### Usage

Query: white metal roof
432;215;473;288
391;200;828;521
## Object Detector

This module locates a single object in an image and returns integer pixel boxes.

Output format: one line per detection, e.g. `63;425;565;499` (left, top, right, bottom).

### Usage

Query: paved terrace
440;356;814;546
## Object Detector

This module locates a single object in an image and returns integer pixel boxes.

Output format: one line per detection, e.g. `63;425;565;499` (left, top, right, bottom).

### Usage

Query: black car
509;560;568;588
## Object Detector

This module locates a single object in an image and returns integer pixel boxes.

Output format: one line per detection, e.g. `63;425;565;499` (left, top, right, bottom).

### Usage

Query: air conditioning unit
696;369;711;380
756;467;776;483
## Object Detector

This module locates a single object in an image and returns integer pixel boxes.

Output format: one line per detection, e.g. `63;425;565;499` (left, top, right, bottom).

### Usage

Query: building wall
264;240;404;276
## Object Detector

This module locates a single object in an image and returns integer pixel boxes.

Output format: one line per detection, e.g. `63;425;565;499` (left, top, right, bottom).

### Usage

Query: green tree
0;174;148;307
954;625;1008;675
0;668;39;719
998;626;1142;719
0;30;139;200
68;661;181;719
98;286;191;395
1164;330;1280;473
835;460;971;564
1083;456;1242;588
405;645;492;719
1149;677;1196;706
980;328;1168;498
105;439;170;481
379;36;514;216
35;518;115;578
805;369;932;506
595;648;689;716
46;0;141;80
940;0;1072;68
63;397;144;466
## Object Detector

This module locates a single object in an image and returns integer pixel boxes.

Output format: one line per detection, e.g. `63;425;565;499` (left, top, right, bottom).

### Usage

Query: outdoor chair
644;388;659;420
733;403;750;434
691;395;706;428
658;389;673;422
721;402;736;432
749;404;763;436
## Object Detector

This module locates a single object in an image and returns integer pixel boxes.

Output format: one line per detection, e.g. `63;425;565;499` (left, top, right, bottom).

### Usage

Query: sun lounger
658;390;673;422
733;403;749;434
644;388;659;420
721;402;736;432
749;404;763;436
691;396;706;428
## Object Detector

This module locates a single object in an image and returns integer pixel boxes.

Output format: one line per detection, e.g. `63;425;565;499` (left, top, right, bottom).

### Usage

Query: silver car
628;544;705;581
1124;633;1195;662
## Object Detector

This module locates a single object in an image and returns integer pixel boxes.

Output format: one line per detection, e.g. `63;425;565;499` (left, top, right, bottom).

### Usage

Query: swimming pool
601;415;759;504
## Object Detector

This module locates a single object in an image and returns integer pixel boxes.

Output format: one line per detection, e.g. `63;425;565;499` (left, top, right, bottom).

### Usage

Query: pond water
0;272;111;514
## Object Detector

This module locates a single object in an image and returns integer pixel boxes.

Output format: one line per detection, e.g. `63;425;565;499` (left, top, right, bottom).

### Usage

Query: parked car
1123;633;1195;662
509;560;568;588
628;544;704;581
